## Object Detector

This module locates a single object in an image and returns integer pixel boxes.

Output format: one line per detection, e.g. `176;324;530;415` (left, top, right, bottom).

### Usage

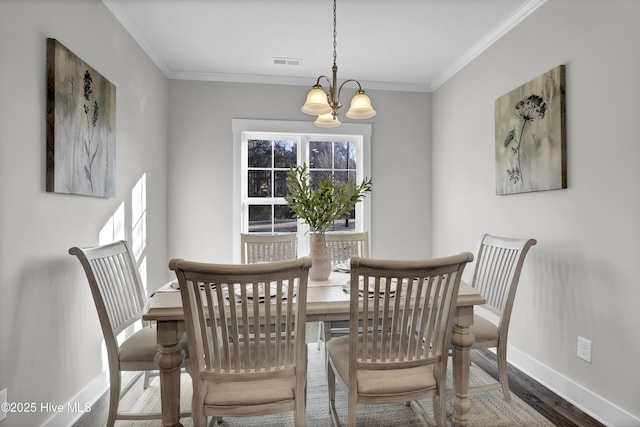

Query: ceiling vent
272;57;302;66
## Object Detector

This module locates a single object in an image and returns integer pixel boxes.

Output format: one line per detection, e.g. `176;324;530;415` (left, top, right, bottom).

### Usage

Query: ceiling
103;0;545;92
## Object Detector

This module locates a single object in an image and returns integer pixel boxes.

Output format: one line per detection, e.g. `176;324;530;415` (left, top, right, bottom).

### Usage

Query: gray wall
432;0;640;423
167;81;432;264
0;0;169;425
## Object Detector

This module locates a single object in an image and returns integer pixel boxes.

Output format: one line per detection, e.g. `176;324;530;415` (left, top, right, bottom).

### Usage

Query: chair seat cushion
202;340;305;407
204;377;295;406
326;335;437;396
470;314;499;342
119;326;189;362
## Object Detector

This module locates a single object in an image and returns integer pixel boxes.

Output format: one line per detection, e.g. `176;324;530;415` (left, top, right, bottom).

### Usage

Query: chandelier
300;0;376;128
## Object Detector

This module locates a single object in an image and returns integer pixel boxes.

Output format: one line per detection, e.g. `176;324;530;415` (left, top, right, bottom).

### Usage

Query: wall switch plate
0;388;7;422
577;336;592;363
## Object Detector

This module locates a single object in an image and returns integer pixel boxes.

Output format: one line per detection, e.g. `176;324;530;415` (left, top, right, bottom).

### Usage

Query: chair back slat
91;254;140;330
171;258;311;390
325;231;369;267
70;241;146;339
471;234;537;318
241;233;297;264
350;254;473;372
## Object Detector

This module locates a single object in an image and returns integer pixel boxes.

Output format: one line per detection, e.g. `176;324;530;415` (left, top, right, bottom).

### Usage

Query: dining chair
69;240;190;427
326;253;473;427
170;256;312;427
325;231;369;268
465;234;537;401
240;232;297;264
318;231;370;349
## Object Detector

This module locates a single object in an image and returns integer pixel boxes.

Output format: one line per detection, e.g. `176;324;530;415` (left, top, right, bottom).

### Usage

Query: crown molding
431;0;547;90
102;0;171;76
168;70;431;93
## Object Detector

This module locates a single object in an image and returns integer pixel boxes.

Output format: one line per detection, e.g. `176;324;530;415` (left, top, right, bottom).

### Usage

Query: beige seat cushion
204;377;295;407
326;335;437;397
202;340;305;407
119;326;188;362
470;314;499;342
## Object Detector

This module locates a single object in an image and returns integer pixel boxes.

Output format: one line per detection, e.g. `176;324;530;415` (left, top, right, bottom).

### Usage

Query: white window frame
241;133;301;234
232;119;372;262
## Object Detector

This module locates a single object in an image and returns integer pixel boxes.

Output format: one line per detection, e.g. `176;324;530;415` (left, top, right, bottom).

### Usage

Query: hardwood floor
471;349;605;427
73;372;145;427
77;349;605;427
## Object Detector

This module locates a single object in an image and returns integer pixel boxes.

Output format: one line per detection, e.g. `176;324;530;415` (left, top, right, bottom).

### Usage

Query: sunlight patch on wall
132;173;147;291
99;202;125;244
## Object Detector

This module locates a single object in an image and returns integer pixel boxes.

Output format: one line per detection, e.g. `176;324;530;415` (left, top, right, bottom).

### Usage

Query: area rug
124;344;553;426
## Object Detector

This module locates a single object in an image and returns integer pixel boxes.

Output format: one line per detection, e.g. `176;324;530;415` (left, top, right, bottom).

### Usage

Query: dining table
143;270;486;427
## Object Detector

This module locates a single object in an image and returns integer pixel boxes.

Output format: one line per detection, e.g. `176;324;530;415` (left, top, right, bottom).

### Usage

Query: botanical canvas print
495;65;566;195
46;38;116;197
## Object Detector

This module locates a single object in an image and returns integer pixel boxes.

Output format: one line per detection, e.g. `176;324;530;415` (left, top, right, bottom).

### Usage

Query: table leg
451;306;475;427
323;321;332;371
154;320;186;427
322;321;332;344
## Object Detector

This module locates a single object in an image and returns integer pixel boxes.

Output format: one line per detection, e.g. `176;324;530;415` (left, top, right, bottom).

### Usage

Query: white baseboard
507;345;640;427
40;371;108;427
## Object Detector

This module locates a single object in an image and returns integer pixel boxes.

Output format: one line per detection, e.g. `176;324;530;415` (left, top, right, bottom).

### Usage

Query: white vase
309;232;331;281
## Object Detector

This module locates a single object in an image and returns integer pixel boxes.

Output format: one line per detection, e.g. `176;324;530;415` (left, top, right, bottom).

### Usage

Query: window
307;138;361;231
233;120;371;261
245;138;298;233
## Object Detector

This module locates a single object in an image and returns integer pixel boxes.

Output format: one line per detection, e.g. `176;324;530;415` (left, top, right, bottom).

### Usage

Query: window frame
232;119;372;262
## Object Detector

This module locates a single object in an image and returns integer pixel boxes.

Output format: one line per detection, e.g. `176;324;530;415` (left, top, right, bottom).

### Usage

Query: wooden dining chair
465;234;537;401
170;256;312;427
318;231;370;349
325;231;369;268
69;240;189;427
240;232;297;264
326;253;473;427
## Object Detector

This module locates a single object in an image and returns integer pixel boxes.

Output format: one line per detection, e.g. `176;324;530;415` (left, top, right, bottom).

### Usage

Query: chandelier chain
332;0;337;66
300;0;375;126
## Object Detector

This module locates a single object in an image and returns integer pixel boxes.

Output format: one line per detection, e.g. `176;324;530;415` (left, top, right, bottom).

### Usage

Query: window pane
334;142;349;169
274;140;297;168
309;170;332;191
274;205;296;232
274;170;290;197
248;205;272;232
248;139;272;168
331;208;356;231
333;171;349;187
347;141;357;169
248;170;272;197
309;141;332;169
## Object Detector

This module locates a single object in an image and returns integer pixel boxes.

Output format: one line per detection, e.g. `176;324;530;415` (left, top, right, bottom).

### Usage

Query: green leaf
285;164;372;232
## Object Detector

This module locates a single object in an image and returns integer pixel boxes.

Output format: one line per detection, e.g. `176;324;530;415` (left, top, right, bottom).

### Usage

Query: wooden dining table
143;271;485;427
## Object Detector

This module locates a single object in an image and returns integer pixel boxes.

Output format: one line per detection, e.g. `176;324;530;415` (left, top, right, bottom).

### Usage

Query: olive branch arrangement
285;164;372;233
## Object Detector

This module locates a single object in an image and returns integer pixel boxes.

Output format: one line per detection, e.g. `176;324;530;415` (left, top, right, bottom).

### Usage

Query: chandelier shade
301;85;332;115
300;0;375;127
345;90;376;119
314;112;342;128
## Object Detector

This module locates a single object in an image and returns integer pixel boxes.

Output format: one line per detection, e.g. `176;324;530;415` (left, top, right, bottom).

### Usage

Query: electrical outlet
577;336;592;363
0;388;7;422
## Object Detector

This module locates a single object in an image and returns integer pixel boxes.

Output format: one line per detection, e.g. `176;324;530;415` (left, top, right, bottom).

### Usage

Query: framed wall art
495;65;566;195
46;38;116;198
